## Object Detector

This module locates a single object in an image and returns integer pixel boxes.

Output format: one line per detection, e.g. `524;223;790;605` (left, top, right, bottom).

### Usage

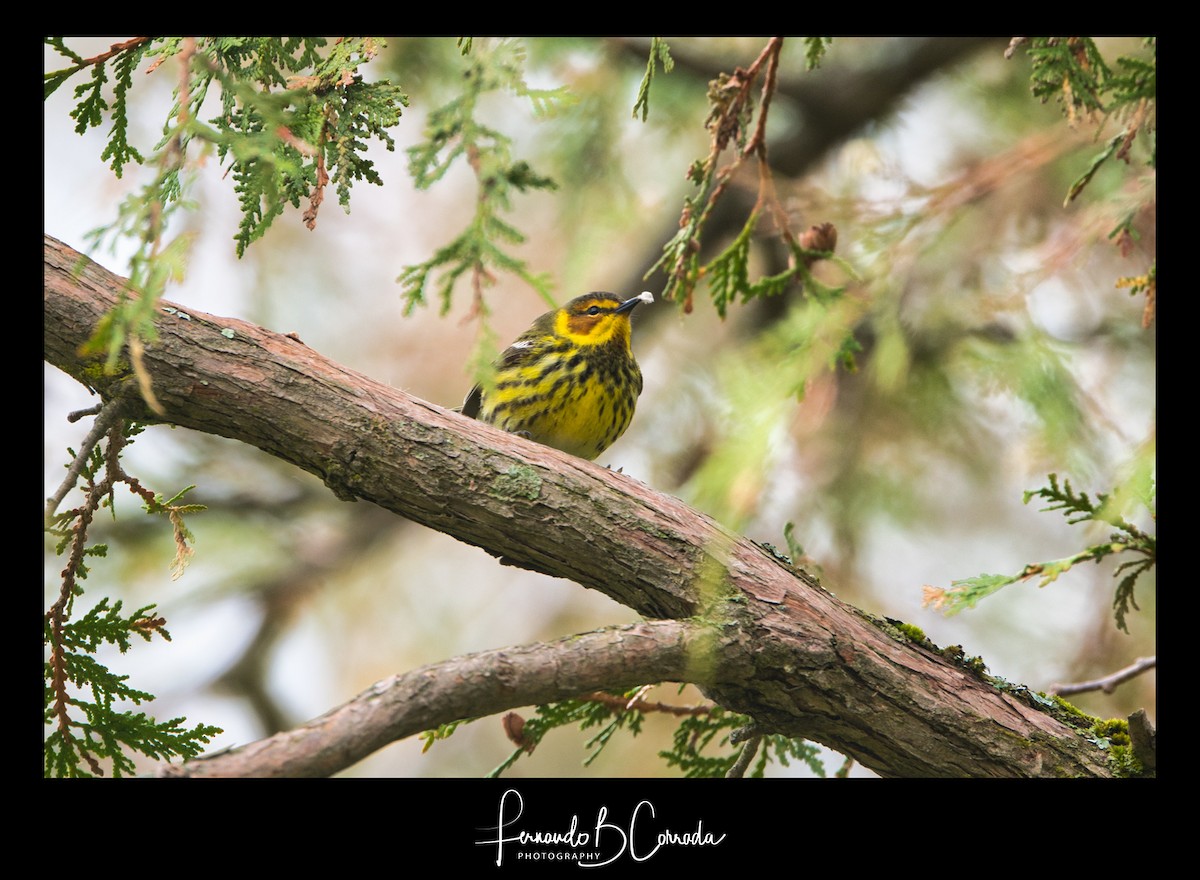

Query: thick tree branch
44;234;1124;777
161;620;701;778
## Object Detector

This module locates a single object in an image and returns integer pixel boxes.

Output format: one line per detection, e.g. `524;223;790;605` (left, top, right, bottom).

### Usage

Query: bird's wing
459;337;541;420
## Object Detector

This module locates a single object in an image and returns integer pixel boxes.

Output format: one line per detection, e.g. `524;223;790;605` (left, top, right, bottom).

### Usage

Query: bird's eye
587;305;601;316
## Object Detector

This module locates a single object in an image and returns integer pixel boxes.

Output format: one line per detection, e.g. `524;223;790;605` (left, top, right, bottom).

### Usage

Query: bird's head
554;291;654;348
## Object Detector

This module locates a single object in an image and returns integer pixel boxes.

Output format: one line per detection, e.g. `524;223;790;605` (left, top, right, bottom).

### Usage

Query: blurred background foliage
44;37;1155;777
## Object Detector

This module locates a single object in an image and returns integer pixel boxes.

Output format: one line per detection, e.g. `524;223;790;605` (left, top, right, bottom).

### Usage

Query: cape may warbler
461;291;654;460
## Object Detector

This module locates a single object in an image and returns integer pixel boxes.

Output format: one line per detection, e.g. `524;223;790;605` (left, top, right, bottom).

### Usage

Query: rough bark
44;234;1118;777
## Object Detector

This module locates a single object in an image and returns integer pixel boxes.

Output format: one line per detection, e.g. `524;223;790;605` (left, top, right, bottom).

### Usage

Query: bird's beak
616;291;655;314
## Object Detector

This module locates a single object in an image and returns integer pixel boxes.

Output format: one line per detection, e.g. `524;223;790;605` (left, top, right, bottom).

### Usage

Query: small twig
1004;37;1029;60
726;733;762;778
302;103;335;230
72;37;153;70
465;145;498;322
743;37;783;159
624;684;654;709
706;38;784;207
580;690;712;718
67;404;103;423
303;146;329;230
45;395;132;524
1049;656;1156;696
729;721;761;745
747;39;800;257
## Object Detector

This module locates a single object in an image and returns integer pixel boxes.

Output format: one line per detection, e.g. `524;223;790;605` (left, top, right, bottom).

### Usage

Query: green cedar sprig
49;37;409;414
644;37;839;317
420;686;826;778
485;691;648;777
1026;37;1113;117
631;38;674;122
705;210;848;319
1013;38;1156;331
1018;37;1155;204
927;473;1155;633
44;601;223;777
184;37;409;255
44;597;222;778
803;37;833;70
49;38;408;256
1025;37;1155;123
45;37;152;177
45;415;216;777
399;39;566;315
659;706;825;778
